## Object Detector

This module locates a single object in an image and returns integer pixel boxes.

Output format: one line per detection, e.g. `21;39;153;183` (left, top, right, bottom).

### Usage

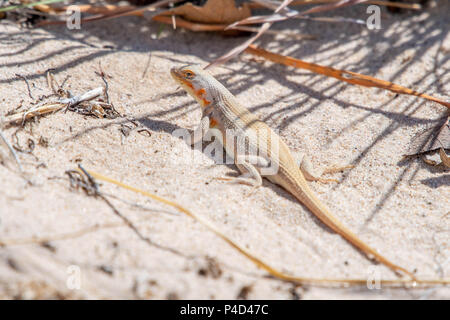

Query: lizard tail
289;175;416;280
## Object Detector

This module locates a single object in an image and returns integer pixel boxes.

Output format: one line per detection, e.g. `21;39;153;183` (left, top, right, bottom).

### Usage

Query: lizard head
170;65;212;108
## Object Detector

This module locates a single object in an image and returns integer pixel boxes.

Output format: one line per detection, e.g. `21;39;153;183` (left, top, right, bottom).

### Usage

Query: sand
0;2;449;299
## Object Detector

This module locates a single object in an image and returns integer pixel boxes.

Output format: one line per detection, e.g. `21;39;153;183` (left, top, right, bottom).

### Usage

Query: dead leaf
406;113;450;156
439;148;450;168
152;15;228;31
161;0;251;24
421;158;439;166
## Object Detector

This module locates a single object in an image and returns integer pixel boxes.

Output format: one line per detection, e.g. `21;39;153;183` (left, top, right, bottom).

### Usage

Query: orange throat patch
195;88;211;107
178;77;212;108
209;117;218;128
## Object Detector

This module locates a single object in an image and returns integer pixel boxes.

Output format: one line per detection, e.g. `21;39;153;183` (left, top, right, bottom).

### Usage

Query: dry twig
78;168;450;288
0;129;23;172
245;45;450;109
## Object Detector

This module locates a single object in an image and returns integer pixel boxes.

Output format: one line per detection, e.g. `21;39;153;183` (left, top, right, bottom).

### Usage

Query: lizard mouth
170;67;182;80
170;67;188;85
170;67;190;86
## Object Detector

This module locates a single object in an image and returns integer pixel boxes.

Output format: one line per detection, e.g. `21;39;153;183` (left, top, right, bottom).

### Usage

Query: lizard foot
315;177;339;184
308;165;353;184
214;175;261;187
322;164;355;175
245;185;261;198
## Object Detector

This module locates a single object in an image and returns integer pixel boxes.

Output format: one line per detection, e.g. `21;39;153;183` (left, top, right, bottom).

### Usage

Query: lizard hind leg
234;162;263;187
294;152;353;184
215;156;267;187
322;164;355;175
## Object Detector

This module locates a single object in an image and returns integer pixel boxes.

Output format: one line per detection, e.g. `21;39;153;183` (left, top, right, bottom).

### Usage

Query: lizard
170;65;415;279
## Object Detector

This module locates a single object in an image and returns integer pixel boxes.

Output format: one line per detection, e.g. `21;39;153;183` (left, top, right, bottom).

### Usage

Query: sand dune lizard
170;65;414;279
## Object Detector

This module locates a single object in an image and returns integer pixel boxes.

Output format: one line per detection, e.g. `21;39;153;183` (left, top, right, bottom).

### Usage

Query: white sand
0;3;449;299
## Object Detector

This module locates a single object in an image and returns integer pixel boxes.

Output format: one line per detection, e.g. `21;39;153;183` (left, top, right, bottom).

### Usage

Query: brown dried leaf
406;114;450;156
439;148;450;168
152;15;228;31
162;0;251;24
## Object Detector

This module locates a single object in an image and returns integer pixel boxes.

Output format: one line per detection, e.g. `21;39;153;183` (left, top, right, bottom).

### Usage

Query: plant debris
73;168;450;288
2;71;120;127
244;45;450;109
404;113;450;167
0;128;23;172
160;0;251;24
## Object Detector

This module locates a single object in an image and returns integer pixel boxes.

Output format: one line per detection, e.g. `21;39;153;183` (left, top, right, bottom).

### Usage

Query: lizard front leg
190;116;210;146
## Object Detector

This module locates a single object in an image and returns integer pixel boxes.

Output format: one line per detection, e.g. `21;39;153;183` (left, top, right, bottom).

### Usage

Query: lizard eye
184;71;194;79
